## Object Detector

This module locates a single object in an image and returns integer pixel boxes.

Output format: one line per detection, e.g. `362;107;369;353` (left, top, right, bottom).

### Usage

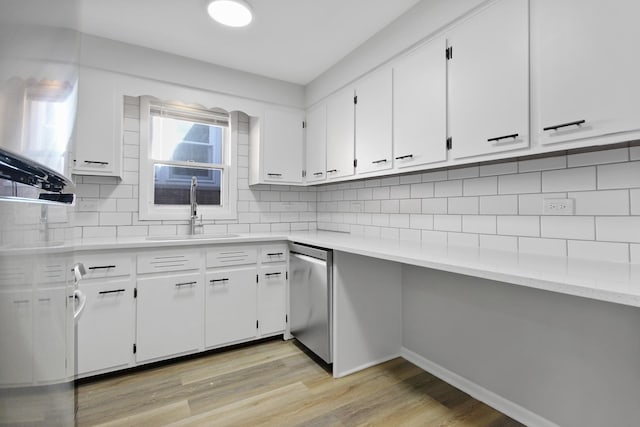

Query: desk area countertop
9;230;638;308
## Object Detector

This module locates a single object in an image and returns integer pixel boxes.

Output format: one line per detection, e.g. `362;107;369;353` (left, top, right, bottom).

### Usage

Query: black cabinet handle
265;272;282;277
210;278;229;284
543;120;586;132
38;298;51;302
395;154;414;160
267;252;284;256
175;281;197;287
84;160;109;165
487;133;519;143
267;173;282;177
88;265;116;270
326;169;337;173
372;159;387;164
98;289;125;295
13;299;30;304
313;172;324;176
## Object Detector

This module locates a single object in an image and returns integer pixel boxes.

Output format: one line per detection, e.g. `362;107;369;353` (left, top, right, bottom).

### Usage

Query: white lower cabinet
136;273;204;363
33;287;69;383
77;279;135;375
258;266;287;336
0;290;33;385
205;267;257;348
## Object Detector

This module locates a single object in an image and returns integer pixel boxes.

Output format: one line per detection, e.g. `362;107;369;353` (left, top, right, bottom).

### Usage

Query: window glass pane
153;164;221;206
151;116;223;164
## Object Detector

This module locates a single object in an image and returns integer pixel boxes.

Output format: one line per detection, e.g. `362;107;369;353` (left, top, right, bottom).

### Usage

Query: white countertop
6;231;639;308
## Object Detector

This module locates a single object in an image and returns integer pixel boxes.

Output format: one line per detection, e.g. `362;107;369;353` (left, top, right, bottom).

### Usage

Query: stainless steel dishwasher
289;242;333;364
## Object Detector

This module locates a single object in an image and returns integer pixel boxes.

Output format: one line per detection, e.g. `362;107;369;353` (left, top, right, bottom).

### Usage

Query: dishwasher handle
290;252;328;266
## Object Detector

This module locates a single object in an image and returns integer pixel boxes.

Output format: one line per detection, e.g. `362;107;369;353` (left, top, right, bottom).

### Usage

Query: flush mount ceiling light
206;0;253;27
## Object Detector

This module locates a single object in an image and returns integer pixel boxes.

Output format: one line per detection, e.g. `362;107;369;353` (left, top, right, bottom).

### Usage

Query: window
139;97;237;220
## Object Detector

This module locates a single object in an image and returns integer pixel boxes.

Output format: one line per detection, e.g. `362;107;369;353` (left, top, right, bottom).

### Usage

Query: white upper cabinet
249;107;304;185
73;68;123;177
326;86;355;180
448;0;529;159
393;36;447;170
533;0;640;146
355;67;393;175
304;103;327;183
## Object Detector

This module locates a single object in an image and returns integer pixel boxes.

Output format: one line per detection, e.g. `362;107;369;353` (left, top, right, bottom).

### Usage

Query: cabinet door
534;0;640;145
258;267;287;336
393;37;447;169
304;103;327;183
73;68;122;177
262;108;304;184
0;290;33;384
205;268;257;348
326;86;355;179
136;273;203;362
449;0;529;159
33;287;67;383
355;67;393;174
77;279;134;375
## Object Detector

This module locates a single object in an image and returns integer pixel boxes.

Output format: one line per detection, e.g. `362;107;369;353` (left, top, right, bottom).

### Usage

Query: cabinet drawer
206;246;257;268
75;254;132;280
260;245;287;264
137;251;199;274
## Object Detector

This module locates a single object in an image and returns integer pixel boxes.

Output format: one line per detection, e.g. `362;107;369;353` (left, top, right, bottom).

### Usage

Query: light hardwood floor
77;339;524;427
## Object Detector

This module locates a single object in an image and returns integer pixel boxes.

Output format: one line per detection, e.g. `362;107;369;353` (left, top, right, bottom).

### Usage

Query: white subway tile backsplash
117;226;148;237
400;174;422;185
631;244;640;264
83;226;117;239
371;214;390;227
422;198;448;214
448;166;479;180
250;223;271;233
365;179;381;188
518;237;567;257
390;185;411;199
541;216;595;240
410;182;434;198
597;161;640;189
480;234;518;251
462;215;496;234
100;212;132;226
542;167;596;192
497;216;539;237
596;217;640;243
381;200;400;214
399;199;421;214
463;176;497;196
421;170;448;182
116;199;138;212
498;172;541;194
380;227;400;240
380;176;400;186
434;215;461;232
568;240;629;263
435;180;463;197
519;193;566;215
365;200;381;213
479;161;518;177
100;184;133;199
421;230;447;245
399;228;421;241
389;214;410;228
410;214;434;230
447;232;478;248
567;147;629;167
123;118;139;132
448;197;478;214
569;190;629;215
518;156;566;173
479;195;518;215
372;187;390;200
631;189;640;215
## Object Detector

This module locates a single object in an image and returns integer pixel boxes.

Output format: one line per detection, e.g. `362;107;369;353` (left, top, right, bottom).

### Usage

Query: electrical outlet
351;201;364;212
78;200;99;211
543;198;574;215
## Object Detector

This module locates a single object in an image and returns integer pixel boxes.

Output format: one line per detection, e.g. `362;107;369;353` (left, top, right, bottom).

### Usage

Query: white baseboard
401;348;559;427
333;352;401;379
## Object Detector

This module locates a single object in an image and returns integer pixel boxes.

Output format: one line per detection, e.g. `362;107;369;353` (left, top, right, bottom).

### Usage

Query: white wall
305;0;487;106
80;34;305;109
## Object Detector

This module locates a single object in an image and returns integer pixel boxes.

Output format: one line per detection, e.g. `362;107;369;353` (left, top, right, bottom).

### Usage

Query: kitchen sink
145;234;239;241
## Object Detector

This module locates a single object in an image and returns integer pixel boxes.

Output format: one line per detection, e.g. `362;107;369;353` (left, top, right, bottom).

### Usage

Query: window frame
138;96;237;221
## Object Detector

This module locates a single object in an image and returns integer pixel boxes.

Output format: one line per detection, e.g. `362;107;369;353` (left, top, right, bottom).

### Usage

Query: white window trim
138;96;237;221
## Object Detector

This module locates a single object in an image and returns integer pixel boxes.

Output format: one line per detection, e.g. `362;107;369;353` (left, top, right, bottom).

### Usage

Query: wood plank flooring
76;339;524;427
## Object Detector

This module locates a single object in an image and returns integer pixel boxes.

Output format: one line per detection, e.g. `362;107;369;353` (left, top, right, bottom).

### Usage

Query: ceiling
78;0;422;85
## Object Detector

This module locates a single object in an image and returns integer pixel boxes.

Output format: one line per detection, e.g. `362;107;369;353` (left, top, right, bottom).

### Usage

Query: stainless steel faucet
189;176;202;235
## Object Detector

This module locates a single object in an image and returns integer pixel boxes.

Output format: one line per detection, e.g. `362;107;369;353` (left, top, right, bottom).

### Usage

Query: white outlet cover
543;198;574;215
